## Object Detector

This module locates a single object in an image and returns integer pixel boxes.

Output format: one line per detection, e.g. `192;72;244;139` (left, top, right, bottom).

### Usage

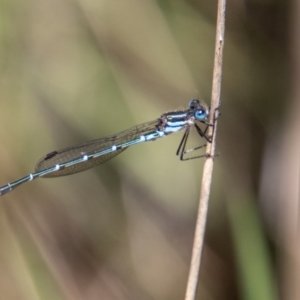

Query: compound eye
195;109;208;120
189;99;200;109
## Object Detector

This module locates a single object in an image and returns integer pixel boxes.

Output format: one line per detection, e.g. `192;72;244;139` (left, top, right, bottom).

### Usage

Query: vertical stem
184;1;226;299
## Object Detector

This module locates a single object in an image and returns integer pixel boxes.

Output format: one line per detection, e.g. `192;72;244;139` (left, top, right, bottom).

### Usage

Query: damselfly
0;99;213;196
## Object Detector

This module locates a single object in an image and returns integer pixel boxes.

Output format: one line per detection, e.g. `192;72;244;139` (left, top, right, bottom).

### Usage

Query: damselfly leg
176;115;216;161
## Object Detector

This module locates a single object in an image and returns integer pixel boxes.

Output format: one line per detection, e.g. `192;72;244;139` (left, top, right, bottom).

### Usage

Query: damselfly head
188;99;209;121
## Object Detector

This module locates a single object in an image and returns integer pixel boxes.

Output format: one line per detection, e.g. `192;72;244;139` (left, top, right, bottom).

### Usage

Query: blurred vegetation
0;0;296;299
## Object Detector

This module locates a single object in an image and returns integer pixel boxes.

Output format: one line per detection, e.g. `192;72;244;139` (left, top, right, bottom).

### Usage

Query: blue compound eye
195;109;208;120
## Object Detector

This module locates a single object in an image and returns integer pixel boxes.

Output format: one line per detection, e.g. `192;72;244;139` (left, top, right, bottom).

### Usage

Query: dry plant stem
184;1;226;300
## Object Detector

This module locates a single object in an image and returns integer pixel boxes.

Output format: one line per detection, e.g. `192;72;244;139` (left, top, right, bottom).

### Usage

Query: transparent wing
35;119;159;177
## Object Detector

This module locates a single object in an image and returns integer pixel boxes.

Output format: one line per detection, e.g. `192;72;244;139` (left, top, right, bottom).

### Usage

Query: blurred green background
0;0;298;299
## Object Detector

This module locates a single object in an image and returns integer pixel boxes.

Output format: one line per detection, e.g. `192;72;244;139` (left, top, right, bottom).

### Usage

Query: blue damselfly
0;99;213;196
